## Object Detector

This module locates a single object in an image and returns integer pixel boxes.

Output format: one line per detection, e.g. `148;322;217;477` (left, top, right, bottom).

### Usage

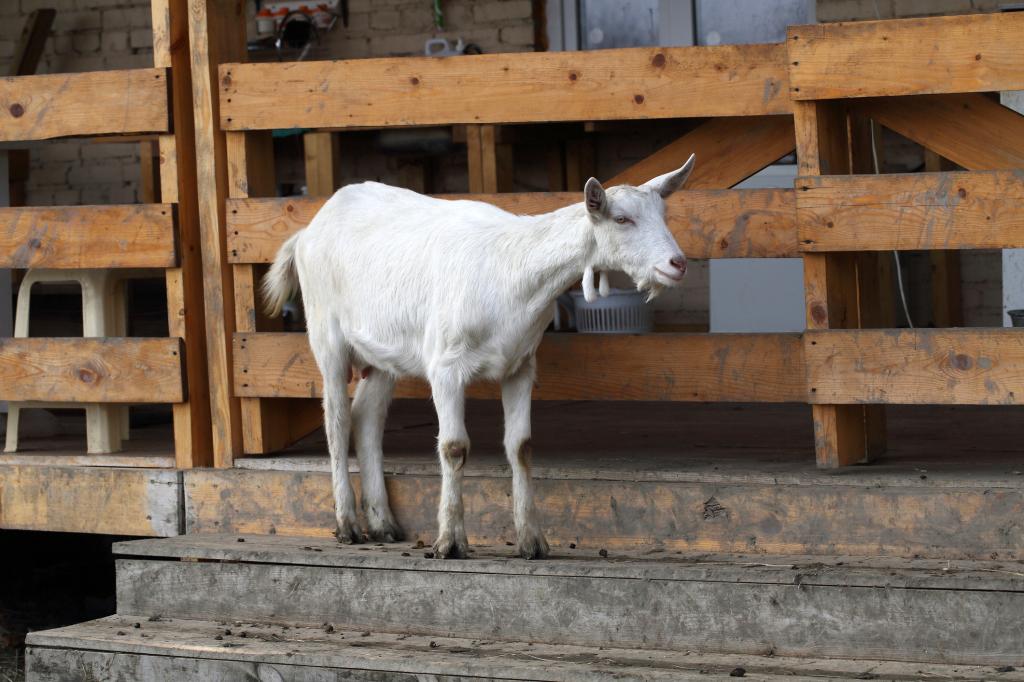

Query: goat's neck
500;203;597;310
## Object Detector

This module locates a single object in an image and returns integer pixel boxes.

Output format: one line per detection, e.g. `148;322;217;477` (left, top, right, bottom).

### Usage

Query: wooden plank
794;100;870;469
855;94;1024;171
233;332;805;403
31;616;1024;682
0;68;170;142
219;43;791;130
0;204;178;269
788;12;1024;100
152;0;214;468
0;338;185;404
188;0;248;465
805;329;1024;406
0;465;180;536
607;115;796;189
303;131;339;196
113;547;1024;664
226;189;798;264
797;170;1024;251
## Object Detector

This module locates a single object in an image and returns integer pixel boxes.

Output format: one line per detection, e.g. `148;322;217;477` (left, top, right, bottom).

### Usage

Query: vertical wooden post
924;150;964;328
303;131;340;196
467;124;512;193
152;0;213;467
795;101;876;469
187;0;248;467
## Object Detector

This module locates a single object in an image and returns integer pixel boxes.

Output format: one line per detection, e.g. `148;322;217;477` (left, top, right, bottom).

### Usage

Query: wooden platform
97;534;1024;665
28;614;1024;682
188;401;1024;559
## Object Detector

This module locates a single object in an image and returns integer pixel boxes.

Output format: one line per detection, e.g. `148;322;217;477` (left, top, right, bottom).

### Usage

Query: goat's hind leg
353;370;404;542
310;322;362;543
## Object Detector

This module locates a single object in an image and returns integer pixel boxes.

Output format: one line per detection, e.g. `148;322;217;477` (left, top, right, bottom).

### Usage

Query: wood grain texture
218;43;791;130
606;115;796;189
226;189;798;263
37;616;1012;682
152;0;214;467
793;100;870;468
112;545;1024;664
188;0;248;466
0;204;177;269
0;68;170;141
184;467;1024;561
797;170;1024;251
806;329;1024;405
855;94;1024;171
788;12;1024;100
0;465;180;536
234;332;805;403
0;338;185;403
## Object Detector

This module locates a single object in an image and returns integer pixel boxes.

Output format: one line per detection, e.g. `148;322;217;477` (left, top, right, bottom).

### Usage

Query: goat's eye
614;216;632;225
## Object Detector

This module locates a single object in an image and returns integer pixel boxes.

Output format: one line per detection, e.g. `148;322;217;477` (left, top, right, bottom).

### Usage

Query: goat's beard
636;277;664;302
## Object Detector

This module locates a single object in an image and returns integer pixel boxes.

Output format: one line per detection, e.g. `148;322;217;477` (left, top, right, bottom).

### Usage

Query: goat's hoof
334;519;364;545
517;530;550;560
431;534;469;560
368;518;406;543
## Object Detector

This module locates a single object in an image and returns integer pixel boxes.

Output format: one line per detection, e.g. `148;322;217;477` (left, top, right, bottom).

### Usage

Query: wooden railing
0;0;211;469
186;7;1024;468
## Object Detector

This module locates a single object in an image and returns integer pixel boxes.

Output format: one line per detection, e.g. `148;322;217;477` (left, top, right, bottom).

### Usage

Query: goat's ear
584;177;608;217
643;153;696;199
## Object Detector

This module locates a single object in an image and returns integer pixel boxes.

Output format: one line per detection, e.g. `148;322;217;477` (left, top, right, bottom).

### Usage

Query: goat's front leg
502;357;549;559
429;371;470;559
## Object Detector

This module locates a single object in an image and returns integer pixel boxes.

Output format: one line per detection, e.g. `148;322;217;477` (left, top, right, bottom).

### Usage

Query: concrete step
111;534;1024;666
26;614;1024;681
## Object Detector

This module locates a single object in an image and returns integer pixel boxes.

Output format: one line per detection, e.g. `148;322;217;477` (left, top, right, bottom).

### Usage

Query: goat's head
583;153;694;299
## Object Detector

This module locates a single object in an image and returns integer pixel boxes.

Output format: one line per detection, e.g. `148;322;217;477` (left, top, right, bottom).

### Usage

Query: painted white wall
710;164;806;333
1001;90;1024;327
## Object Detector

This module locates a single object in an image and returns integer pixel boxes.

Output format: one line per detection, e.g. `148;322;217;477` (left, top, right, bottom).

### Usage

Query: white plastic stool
4;269;144;454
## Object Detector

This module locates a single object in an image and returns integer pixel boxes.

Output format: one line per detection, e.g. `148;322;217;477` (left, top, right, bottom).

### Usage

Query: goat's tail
262;231;302;318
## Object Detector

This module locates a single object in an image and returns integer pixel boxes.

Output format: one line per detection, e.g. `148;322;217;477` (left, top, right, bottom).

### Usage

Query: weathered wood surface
797;170;1024;251
0;204;178;269
0;68;170;141
113;541;1024;664
793;99;872;468
805;329;1024;405
188;0;248;465
606;115;796;189
234;332;805;403
226;190;798;263
34;616;1015;682
0;338;186;403
0;465;180;535
788;12;1024;100
183;467;1024;560
219;43;791;130
153;0;214;468
855;94;1024;171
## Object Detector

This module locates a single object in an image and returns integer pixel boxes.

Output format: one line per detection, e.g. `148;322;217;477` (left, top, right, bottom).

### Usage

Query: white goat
262;154;694;559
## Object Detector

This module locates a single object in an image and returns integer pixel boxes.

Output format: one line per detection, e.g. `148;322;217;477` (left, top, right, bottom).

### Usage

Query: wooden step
186;403;1024;560
26;614;1024;682
110;534;1024;666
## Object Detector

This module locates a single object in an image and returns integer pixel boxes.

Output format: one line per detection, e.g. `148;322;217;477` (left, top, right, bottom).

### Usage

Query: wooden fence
0;0;210;470
180;7;1024;470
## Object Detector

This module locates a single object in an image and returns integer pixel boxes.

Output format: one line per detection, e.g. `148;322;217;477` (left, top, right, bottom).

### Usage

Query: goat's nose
669;255;687;274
